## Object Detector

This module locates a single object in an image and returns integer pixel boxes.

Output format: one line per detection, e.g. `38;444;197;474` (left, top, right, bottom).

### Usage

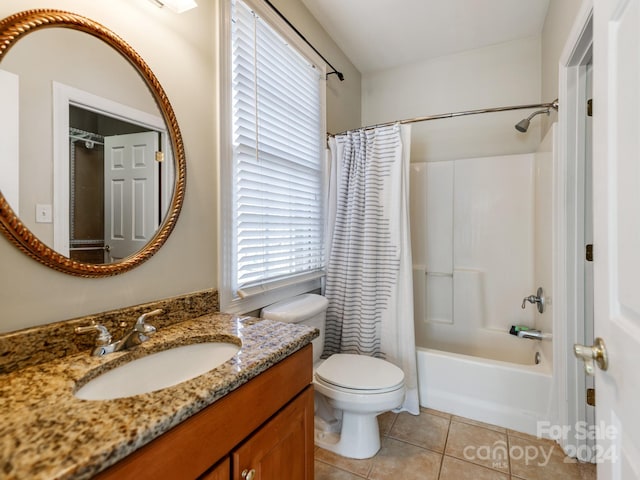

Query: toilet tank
261;294;328;364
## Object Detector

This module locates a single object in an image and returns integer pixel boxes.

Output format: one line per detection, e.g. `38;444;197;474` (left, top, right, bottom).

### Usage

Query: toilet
261;293;406;459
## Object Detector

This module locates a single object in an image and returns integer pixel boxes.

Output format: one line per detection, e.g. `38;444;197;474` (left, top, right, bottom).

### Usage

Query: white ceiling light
151;0;197;13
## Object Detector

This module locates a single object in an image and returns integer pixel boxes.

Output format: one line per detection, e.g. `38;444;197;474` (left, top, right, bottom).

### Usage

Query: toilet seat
315;354;404;394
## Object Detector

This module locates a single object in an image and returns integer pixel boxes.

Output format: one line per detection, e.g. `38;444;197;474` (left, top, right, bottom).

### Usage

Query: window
220;0;326;313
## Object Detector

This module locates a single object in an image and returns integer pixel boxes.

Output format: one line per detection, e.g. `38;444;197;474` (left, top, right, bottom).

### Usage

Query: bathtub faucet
521;287;545;313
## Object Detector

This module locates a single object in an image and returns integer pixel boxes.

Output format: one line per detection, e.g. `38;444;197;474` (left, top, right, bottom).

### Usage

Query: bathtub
417;346;553;436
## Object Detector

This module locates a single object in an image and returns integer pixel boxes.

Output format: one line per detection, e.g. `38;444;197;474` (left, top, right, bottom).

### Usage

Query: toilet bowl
313;353;405;458
261;294;406;459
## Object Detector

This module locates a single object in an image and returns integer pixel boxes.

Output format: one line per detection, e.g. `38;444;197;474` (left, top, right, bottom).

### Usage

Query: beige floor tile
507;429;556;445
445;420;510;473
368;437;442;480
452;415;507;433
314;412;596;480
377;411;397;436
388;410;450;453
315;447;374;478
578;461;597;480
508;434;583;480
421;407;452;419
314;460;367;479
439;455;510;480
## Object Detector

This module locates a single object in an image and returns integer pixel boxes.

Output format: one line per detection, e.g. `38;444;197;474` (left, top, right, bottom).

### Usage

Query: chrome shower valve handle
521;295;539;309
521;287;545;313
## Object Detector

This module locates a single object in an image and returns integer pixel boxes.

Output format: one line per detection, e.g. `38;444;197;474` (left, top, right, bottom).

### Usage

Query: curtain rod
328;99;559;137
262;0;344;81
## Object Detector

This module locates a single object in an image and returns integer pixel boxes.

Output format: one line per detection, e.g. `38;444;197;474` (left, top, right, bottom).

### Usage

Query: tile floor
314;408;597;480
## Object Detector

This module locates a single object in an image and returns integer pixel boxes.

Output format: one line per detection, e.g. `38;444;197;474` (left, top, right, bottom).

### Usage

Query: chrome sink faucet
75;309;163;357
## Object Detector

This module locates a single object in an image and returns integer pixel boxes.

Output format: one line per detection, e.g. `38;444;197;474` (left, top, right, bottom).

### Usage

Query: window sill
220;276;322;316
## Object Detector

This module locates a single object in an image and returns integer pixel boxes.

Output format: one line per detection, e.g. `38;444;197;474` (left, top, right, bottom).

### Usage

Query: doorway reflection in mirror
68;106;164;264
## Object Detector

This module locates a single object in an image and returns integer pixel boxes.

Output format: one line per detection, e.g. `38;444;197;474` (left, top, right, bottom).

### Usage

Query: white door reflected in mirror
0;69;19;212
104;131;160;262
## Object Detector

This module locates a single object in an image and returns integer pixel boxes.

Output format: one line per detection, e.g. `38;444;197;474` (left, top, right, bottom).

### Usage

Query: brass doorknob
574;337;608;375
242;469;256;480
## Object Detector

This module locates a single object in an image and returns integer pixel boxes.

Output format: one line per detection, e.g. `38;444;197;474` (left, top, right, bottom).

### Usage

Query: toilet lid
315;354;404;392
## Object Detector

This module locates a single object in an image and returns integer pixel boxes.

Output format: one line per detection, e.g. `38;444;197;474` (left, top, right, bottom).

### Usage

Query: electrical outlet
36;204;52;223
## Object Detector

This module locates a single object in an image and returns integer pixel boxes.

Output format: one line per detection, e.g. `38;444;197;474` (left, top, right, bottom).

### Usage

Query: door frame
555;0;594;461
52;82;171;256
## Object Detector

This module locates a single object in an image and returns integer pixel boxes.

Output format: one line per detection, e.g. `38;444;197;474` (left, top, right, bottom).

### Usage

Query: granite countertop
0;313;317;480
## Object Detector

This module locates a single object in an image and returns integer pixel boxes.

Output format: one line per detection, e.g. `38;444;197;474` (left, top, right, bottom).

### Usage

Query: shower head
515;118;531;133
515;99;558;133
515;108;550;133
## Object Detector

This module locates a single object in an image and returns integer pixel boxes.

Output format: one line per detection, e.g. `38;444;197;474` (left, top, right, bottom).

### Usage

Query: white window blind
231;0;324;298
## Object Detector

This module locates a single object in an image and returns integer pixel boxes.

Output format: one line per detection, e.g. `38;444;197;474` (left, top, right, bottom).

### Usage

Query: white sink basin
75;342;240;400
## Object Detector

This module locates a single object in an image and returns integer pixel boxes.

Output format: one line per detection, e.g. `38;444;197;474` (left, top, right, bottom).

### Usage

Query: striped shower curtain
324;123;419;415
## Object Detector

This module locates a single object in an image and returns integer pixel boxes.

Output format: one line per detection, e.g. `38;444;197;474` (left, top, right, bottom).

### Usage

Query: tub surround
0;289;219;374
410;154;537;358
0;310;318;479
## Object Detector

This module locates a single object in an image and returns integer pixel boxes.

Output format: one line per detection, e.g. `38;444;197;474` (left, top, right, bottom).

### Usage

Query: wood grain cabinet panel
232;387;314;480
200;458;230;480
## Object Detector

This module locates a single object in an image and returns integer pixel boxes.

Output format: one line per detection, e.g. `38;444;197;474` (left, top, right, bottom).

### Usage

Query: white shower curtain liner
324;123;419;415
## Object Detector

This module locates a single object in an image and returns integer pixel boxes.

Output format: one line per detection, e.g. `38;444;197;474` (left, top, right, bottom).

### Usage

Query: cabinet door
200;458;230;480
232;386;314;480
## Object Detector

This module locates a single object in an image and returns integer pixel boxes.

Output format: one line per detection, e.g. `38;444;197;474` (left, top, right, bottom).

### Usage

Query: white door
104;131;159;262
0;69;19;211
588;0;640;477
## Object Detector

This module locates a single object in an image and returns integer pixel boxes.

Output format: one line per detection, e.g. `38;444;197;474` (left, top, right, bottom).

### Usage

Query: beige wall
541;0;586;133
362;36;542;162
0;0;360;332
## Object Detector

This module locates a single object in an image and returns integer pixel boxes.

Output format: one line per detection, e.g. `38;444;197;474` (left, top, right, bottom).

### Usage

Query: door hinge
587;99;593;117
586;388;596;406
155;151;165;163
586;244;593;262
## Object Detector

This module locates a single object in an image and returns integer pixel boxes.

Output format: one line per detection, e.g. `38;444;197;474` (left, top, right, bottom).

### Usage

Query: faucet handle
521;295;538;309
75;323;112;346
133;309;163;333
521;287;545;313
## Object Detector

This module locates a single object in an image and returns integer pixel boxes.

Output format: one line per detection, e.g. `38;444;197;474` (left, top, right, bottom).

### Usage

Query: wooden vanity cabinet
97;344;314;480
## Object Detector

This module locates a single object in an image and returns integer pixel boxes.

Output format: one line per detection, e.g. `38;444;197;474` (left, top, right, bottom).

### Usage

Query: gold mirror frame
0;10;186;277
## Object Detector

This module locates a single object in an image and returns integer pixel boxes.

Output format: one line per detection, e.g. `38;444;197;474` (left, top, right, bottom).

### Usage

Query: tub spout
509;325;551;341
517;329;544;340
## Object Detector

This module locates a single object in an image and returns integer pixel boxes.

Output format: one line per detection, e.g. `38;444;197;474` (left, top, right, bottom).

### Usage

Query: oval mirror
0;10;186;277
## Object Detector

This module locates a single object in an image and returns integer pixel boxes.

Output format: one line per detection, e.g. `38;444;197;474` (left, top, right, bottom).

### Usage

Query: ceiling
301;0;551;74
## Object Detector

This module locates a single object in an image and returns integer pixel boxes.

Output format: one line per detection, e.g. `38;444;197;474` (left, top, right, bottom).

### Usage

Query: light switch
36;204;52;223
